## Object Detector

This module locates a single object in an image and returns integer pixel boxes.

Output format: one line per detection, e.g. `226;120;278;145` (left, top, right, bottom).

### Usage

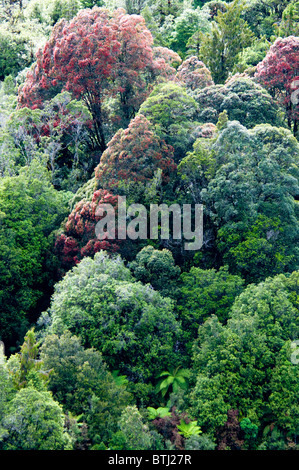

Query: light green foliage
3;92;92;190
140;6;167;47
109;405;154;450
81;0;104;8
0;28;30;80
184;433;216;450
229;274;299;351
68;176;97;211
42;251;183;382
141;0;185;47
147;406;172;420
240;418;259;449
177;133;217;204
170;7;211;56
156;367;190;398
139;82;199;161
0;363;15;443
24;0;82;26
122;0;147;15
0;78;19;176
198;0;255;83
0;386;72;450
190;316;266;433
139;82;198;132
233;37;271;74
0;1;49;79
275;2;299;37
111;370;129;387
4;106;44;166
177;419;202;438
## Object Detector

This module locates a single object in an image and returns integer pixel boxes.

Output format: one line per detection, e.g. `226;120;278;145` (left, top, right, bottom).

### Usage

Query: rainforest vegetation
0;0;298;451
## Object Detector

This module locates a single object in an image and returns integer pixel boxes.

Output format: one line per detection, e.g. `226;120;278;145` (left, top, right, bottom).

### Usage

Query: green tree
229;273;298;349
4;92;93;190
170;7;211;57
0;160;71;350
156;367;190;398
40;251;183;383
199;0;254;83
24;0;82;26
0;361;15;444
139;82;199;161
218;215;294;283
80;0;104;8
0;28;30;80
129;245;180;298
243;0;291;39
201;122;299;282
240;418;259;449
275;2;299;37
192;75;283;129
109;405;154;450
0;386;72;450
7;328;50;390
50;0;82;24
190;271;298;437
40;332;131;446
258;426;296;450
233;37;271;74
177;132;217;204
0;5;49;79
177;265;244;350
184;433;216;450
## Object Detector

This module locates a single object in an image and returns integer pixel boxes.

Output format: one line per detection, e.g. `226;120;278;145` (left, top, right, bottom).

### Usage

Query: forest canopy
0;0;298;452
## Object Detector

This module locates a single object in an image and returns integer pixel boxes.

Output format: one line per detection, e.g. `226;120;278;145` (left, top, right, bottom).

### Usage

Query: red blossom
255;36;299;134
18;7;170;151
94;114;176;191
55;189;121;271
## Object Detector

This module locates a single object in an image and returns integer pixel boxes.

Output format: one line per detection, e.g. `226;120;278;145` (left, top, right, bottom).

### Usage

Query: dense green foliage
40;251;184;383
0;0;298;452
0;161;70;350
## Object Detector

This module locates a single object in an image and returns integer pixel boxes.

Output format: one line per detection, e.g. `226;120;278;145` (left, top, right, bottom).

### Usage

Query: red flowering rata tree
18;7;174;152
55;189;120;271
176;56;214;91
55;115;176;271
255;36;299;136
94;114;176;192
